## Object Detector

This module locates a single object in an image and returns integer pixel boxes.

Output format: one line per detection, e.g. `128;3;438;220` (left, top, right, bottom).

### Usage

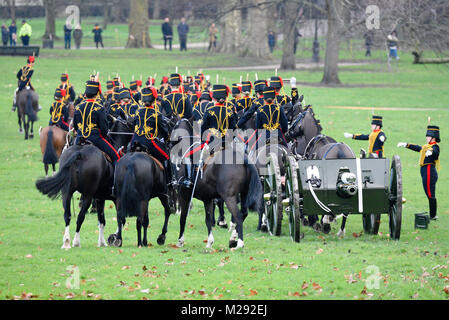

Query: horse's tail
118;161;141;218
244;158;262;212
43;127;59;165
35;151;80;199
26;90;38;122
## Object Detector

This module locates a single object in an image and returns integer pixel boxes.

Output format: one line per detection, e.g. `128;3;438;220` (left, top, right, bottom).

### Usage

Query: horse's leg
52;163;56;175
136;212;143;248
337;216;347;237
240;193;249;222
204;200;215;249
61;191;73;249
73;195;92;247
217;198;228;228
96;199;107;247
17;111;23;134
29;121;34;139
44;164;49;177
24;116;29;140
176;197;189;247
157;194;171;245
142;202;149;247
224;196;244;249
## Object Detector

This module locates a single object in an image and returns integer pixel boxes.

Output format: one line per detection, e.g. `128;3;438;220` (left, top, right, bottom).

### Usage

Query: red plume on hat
150;87;158;99
28;56;35;63
136;80;142;87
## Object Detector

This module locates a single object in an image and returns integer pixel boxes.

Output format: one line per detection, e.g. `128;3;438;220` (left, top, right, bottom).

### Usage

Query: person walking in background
1;24;9;46
268;31;275;53
64;22;72;49
208;23;218;52
8;21;16;46
18;19;32;46
387;31;399;61
162;17;173;51
92;23;104;48
177;18;189;52
73;24;83;49
364;30;373;57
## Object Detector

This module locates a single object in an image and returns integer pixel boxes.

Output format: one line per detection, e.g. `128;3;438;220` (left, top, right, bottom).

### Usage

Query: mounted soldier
13;55;37;112
269;76;291;106
344;115;387;158
193;90;212;123
48;88;70;131
235;81;253;113
161;73;193;120
58;73;76;104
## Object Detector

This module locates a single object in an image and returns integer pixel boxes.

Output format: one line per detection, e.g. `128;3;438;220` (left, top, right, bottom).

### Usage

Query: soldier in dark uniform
161;73;192;120
13;55;35;112
104;80;115;109
253;86;289;152
397;125;440;220
73;80;120;166
237;79;267;129
59;73;76;104
230;83;242;113
344;115;387;158
49;88;70;131
270;76;291;106
128;87;175;189
159;76;171;97
235;81;253;113
132;80;143;104
118;88;139;118
193;90;212;123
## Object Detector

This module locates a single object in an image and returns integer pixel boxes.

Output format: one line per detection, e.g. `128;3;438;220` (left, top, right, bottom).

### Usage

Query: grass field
0;44;448;301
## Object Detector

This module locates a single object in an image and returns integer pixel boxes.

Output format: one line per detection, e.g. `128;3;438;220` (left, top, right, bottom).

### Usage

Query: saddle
76;137;113;164
130;142;164;171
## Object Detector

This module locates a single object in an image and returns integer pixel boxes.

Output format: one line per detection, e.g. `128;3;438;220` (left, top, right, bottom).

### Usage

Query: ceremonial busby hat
212;84;229;100
426;125;440;142
113;86;120;99
130;80;138;91
232;83;242;95
241;81;252;93
200;90;212;101
169;73;182;86
27;56;35;64
54;88;66;100
106;80;114;90
61;73;69;82
84;80;100;96
254;80;267;93
371;115;383;127
119;88;131;100
194;75;202;85
141;87;158;105
263;86;276;100
270;76;283;89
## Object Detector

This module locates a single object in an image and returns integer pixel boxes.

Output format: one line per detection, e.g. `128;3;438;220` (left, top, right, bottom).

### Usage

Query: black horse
35;144;114;248
17;88;39;140
171;120;262;249
286;108;355;234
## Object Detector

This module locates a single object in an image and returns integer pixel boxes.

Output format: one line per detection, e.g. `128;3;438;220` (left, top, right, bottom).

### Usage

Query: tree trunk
43;0;57;40
103;0;110;30
321;0;345;85
239;0;271;59
152;0;161;19
219;0;242;53
126;0;152;48
7;0;16;21
280;0;300;70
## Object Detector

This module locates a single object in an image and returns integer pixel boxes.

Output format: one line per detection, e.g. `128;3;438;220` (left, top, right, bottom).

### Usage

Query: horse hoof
157;235;166;245
261;225;268;233
217;221;228;229
301;218;309;226
107;234;122;247
323;223;331;234
313;223;322;232
229;240;237;248
18;128;23;134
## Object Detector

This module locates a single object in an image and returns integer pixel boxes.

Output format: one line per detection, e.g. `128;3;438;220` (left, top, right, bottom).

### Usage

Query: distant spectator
364;31;373;57
92;24;104;48
208;23;218;52
1;24;9;46
177;18;189;51
18;19;32;46
73;24;83;49
8;21;16;46
162;17;173;51
293;27;302;54
387;31;399;61
64;22;72;49
268;31;275;53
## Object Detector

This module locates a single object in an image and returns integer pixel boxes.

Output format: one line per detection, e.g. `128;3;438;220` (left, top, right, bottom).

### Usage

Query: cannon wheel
362;214;381;235
388;155;402;240
264;153;283;236
285;156;302;242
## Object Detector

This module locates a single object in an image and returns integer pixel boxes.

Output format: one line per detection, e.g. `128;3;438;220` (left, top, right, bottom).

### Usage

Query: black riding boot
429;198;437;220
180;163;194;189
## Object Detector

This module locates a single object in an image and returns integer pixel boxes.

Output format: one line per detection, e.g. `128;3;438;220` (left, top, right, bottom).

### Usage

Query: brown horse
39;126;69;176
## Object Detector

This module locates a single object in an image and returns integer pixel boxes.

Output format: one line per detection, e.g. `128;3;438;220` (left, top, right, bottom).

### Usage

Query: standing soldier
49;88;70;131
397;125;440;220
12;55;36;112
344;115;386;158
161;73;192;120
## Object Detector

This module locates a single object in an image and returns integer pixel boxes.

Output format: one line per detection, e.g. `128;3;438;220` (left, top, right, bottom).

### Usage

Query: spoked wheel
362;214;381;235
388;155;402;240
264;152;283;236
284;156;302;242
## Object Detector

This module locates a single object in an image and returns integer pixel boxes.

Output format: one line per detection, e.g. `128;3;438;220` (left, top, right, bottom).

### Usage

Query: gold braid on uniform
259;104;281;131
208;102;233;138
51;101;63;123
77;101;99;138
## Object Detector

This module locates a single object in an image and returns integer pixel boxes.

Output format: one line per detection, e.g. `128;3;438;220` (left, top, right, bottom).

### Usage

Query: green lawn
0;47;448;300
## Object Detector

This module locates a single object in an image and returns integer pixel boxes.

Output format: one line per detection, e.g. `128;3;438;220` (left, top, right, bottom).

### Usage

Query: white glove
397;142;407;148
290;77;296;87
425;150;433;157
379;135;385;142
344;132;353;139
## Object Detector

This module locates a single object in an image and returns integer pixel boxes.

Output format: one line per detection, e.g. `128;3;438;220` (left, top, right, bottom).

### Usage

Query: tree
43;0;57;40
280;0;302;70
218;0;242;53
6;0;16;21
126;0;152;48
